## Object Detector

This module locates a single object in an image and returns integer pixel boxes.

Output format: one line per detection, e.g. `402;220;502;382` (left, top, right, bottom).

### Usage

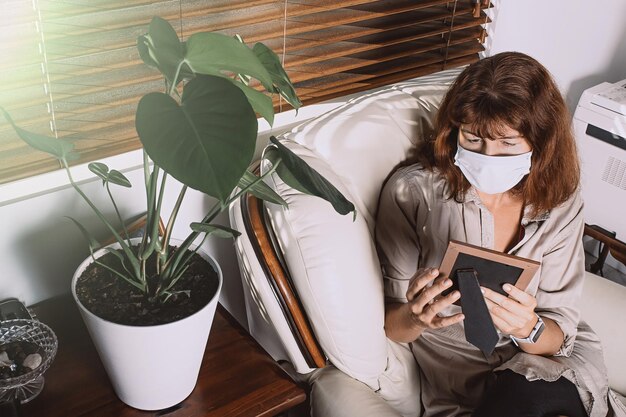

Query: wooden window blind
0;0;491;184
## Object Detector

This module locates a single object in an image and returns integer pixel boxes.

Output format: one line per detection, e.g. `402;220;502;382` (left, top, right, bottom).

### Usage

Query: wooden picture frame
439;240;540;304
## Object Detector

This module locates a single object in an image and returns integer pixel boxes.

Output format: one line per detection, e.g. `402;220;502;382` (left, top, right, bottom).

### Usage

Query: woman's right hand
405;268;464;331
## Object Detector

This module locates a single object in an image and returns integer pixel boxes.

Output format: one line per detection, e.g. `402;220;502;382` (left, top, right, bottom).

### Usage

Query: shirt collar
463;186;550;224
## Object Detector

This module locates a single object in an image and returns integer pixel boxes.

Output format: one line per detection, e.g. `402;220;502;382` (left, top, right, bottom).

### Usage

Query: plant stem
143;150;151;198
161;185;187;264
161;163;281;281
167;61;185;97
139;164;160;286
62;159;142;283
140;151;152;253
153;172;168;274
106;181;130;246
140;165;161;260
160;199;221;278
94;259;145;292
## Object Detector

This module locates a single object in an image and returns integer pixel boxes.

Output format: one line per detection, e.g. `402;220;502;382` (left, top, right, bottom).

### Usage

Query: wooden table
19;295;306;416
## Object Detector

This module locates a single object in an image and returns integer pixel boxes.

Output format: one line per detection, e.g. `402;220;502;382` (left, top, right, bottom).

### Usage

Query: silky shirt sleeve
534;195;586;357
375;168;422;303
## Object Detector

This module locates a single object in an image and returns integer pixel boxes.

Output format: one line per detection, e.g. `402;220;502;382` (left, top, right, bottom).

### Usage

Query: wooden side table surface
19;295;306;417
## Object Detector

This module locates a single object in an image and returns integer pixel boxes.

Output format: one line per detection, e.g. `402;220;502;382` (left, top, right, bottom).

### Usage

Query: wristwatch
510;314;545;346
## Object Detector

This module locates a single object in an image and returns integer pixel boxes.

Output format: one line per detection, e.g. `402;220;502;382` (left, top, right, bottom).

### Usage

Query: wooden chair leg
589;242;611;274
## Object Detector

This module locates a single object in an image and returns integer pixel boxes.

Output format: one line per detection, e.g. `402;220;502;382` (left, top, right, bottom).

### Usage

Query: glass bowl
0;319;57;404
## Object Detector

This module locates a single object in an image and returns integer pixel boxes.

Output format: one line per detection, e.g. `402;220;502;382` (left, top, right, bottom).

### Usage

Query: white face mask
454;144;532;194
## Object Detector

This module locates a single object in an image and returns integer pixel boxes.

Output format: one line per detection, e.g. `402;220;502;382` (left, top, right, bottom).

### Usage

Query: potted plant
1;17;354;410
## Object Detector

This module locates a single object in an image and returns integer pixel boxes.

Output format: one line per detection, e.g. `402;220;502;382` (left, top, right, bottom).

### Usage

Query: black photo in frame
439;240;540;305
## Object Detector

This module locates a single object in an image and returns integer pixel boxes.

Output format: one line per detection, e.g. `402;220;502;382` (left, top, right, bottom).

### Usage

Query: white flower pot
71;238;222;410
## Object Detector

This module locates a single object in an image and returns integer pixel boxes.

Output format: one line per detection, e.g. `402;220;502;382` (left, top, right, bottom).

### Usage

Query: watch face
511;316;545;345
530;317;545;343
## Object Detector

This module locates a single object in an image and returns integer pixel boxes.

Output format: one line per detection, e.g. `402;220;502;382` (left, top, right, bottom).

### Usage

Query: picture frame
439;240;540;304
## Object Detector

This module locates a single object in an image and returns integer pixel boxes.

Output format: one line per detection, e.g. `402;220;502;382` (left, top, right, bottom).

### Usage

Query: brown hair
419;52;580;216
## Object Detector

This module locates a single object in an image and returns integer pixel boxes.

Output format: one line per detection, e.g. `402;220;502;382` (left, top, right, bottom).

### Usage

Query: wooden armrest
609;239;626;266
584;224;626;271
241;191;326;369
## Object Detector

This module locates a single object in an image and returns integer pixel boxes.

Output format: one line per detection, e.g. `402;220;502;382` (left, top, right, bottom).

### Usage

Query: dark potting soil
75;248;219;326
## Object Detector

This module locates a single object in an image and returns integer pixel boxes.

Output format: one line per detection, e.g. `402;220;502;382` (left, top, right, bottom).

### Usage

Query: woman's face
458;125;532;156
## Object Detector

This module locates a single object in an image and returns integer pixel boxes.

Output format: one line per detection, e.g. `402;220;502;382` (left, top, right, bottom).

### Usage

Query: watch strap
510;314;545;346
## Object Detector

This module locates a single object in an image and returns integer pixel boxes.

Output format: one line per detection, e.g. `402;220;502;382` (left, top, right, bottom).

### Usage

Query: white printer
573;79;626;240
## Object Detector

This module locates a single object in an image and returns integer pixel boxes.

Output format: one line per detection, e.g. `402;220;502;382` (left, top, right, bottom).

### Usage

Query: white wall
488;0;626;111
2;1;625;322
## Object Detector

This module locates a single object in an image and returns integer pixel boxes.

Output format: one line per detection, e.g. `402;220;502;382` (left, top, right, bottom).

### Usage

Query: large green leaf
137;35;159;69
252;43;301;110
190;222;241;239
1;107;77;161
142;17;185;88
233;82;274;125
264;148;308;192
186;32;273;91
135;75;257;202
238;170;287;206
266;136;355;216
138;35;193;86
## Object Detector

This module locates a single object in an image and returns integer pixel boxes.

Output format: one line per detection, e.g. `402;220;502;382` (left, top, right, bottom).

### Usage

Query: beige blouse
375;165;626;417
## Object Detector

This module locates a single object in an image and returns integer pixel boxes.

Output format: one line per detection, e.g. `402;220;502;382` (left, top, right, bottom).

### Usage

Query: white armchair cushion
265;141;388;387
308;366;403;417
279;71;461;233
580;271;626;397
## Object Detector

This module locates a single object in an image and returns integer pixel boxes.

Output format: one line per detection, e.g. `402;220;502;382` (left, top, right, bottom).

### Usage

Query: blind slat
283;25;484;67
285;37;484;84
257;9;488;56
317;56;479;102
296;54;479;103
186;2;479;44
293;43;482;93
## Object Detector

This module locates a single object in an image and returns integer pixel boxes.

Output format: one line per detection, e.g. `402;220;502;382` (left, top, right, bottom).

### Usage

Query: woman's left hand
482;284;538;339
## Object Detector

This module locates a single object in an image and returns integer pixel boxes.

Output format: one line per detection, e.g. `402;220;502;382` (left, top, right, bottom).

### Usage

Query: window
0;0;491;184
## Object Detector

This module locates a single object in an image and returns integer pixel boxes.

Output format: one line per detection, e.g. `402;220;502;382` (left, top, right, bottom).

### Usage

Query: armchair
229;69;626;416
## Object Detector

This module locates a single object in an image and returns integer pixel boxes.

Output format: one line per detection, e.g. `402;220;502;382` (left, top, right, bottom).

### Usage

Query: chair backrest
230;68;463;382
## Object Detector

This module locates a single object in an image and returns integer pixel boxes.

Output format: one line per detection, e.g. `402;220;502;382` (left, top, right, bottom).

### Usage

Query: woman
375;52;626;417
